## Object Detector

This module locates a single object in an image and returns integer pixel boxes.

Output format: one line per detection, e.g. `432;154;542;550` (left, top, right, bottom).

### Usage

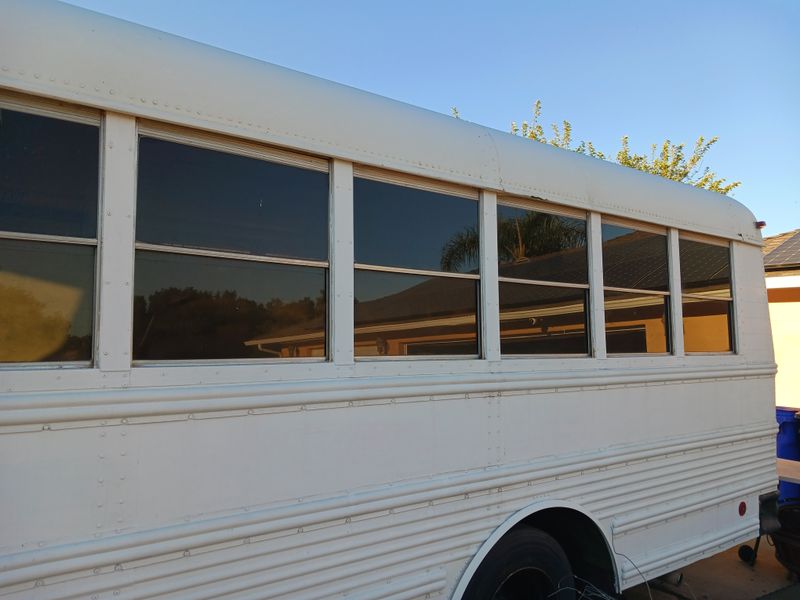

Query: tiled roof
763;229;800;269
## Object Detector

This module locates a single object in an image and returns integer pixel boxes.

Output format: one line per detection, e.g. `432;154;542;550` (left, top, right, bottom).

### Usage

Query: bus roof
1;0;761;245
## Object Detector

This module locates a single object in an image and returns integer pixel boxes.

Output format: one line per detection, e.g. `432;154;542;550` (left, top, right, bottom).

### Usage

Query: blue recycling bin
777;407;800;503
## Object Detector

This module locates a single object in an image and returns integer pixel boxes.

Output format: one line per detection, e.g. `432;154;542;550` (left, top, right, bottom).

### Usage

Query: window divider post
668;228;685;356
587;212;607;359
96;112;138;372
329;159;355;366
480;190;501;362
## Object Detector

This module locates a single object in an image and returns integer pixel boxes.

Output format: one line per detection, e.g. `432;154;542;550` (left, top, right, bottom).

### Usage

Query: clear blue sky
62;0;800;236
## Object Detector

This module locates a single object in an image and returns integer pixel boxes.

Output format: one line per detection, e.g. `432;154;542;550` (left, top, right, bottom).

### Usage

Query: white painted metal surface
0;2;777;600
96;112;137;372
0;1;759;245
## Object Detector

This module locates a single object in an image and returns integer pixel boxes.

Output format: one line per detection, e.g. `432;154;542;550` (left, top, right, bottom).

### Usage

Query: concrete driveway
622;539;800;600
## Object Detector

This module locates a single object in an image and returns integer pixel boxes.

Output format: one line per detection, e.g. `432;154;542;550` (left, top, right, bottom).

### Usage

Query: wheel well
520;507;617;595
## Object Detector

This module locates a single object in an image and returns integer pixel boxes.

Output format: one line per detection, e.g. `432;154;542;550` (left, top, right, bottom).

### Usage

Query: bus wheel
463;527;576;600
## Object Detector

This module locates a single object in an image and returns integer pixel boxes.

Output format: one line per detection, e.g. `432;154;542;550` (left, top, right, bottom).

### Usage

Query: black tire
463;527;576;600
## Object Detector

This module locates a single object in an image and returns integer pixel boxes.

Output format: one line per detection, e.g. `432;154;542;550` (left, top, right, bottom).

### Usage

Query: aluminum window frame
353;169;481;360
600;216;672;356
495;198;591;358
678;233;735;355
132;124;332;364
0;93;103;368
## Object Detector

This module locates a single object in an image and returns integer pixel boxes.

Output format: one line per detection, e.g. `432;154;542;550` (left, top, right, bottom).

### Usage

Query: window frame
678;232;735;355
0;92;102;367
600;216;672;356
496;197;591;358
352;168;481;360
132;123;331;365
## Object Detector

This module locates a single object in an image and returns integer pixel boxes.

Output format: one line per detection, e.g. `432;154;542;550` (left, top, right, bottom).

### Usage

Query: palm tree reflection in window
440;209;586;275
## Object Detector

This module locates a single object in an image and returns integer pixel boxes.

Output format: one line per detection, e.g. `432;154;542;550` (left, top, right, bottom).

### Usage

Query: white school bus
0;1;778;599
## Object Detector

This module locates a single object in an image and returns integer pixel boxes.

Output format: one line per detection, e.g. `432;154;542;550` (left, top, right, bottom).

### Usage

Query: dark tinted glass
0;239;94;362
354;178;479;273
602;224;668;291
133;251;326;360
497;206;587;284
137;138;329;261
680;239;731;297
0;109;99;238
499;282;588;355
354;269;478;356
683;297;732;352
605;291;670;353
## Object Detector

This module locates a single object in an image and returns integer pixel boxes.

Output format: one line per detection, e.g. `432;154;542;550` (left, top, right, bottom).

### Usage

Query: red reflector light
739;501;747;516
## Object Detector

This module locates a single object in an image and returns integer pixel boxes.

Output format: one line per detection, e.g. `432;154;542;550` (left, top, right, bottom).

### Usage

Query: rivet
183;550;190;557
98;477;104;483
35;579;44;587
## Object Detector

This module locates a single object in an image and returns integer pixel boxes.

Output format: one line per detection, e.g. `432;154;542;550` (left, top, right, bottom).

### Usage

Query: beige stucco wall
767;276;800;408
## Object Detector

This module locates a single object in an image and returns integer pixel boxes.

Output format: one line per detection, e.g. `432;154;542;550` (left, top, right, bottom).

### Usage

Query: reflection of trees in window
354;177;479;357
440;210;586;272
134;134;330;361
133;287;325;360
